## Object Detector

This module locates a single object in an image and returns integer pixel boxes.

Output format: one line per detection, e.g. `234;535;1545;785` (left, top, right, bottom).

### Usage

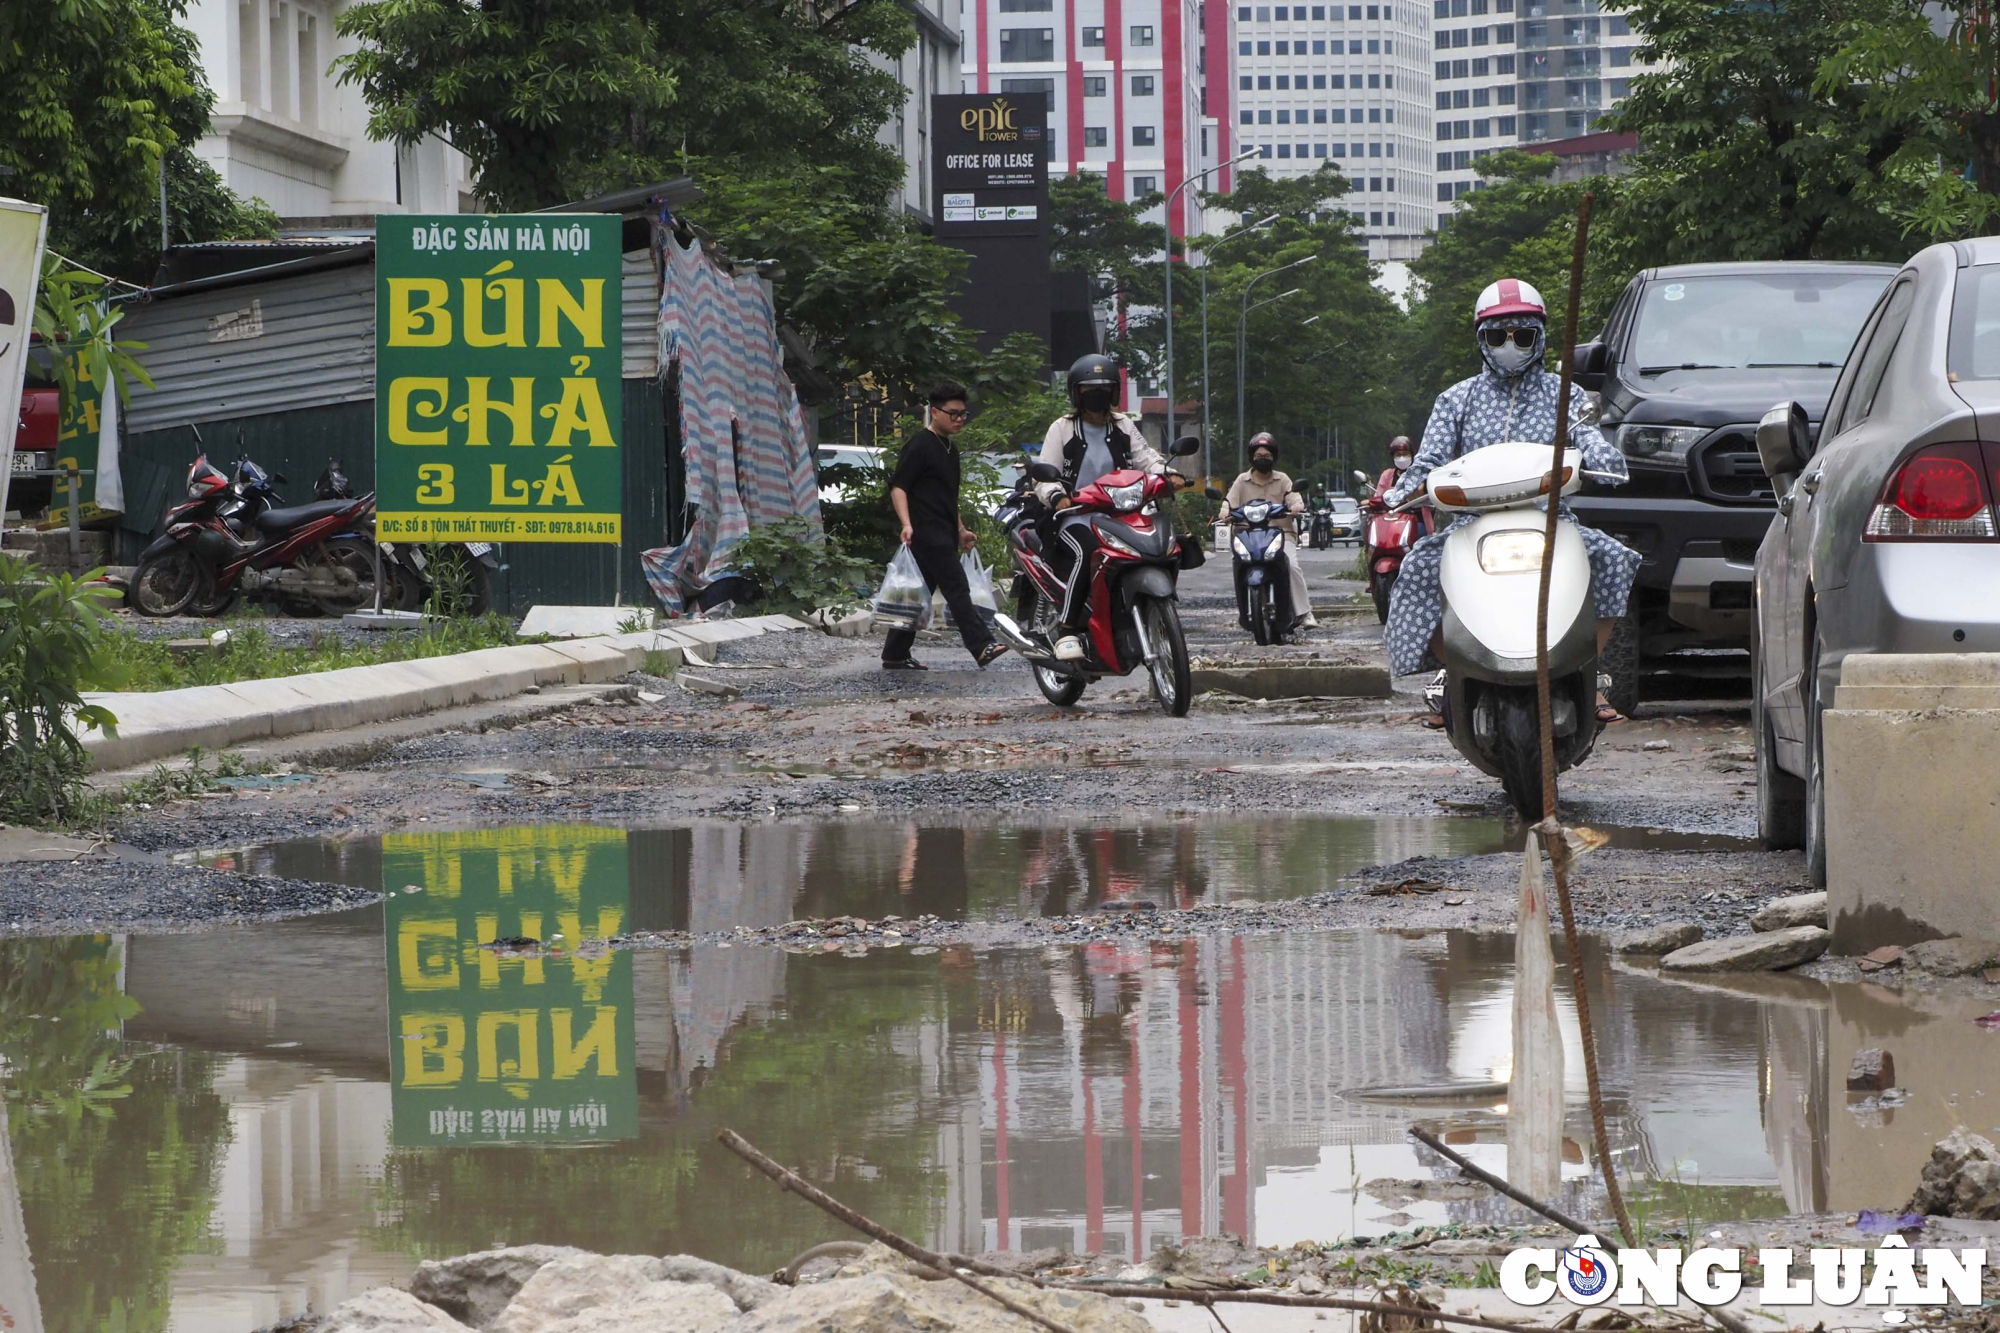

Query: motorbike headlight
1243;500;1273;523
1269;533;1285;554
1105;479;1146;512
1477;530;1548;574
1231;535;1251;559
1614;423;1707;465
1100;529;1139;556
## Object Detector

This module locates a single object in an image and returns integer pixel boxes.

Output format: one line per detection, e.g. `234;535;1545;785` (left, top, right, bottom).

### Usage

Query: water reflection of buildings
52;818;1992;1331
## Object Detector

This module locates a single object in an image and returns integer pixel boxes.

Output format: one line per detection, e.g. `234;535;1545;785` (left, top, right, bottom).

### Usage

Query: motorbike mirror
1028;461;1063;483
1204;485;1225;501
1573;340;1611;393
1171;434;1203;458
1351;469;1371;486
1756;400;1811;489
189;425;205;445
271;472;288;485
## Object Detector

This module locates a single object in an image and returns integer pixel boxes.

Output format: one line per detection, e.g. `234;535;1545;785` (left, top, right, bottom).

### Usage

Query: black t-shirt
887;428;963;547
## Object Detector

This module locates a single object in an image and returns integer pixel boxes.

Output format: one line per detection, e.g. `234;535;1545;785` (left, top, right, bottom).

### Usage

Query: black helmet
1067;353;1120;411
1249;431;1277;457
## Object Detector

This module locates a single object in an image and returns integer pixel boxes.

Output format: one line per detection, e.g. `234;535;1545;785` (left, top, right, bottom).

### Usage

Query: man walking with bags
881;382;1010;671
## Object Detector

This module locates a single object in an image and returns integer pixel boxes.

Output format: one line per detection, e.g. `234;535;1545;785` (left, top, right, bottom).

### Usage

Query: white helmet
1474;278;1547;323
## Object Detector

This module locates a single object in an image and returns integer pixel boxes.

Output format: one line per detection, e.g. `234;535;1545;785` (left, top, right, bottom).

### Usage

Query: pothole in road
181;812;1752;924
7;894;1987;1330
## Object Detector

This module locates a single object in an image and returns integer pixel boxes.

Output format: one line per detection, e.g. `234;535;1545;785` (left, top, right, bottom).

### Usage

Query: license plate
465;542;494;557
9;452;41;473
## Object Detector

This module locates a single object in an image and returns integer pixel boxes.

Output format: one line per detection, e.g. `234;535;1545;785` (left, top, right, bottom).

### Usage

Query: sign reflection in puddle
1;825;1990;1332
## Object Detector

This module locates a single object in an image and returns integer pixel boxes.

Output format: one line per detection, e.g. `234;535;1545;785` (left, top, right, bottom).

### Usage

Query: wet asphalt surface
4;545;1812;941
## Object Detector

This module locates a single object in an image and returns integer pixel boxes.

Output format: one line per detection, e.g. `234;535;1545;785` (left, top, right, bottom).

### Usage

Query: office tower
1227;0;1435;261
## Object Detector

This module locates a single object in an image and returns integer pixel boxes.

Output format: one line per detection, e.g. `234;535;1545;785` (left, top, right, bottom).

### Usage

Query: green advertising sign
37;347;118;529
383;826;639;1146
374;215;624;544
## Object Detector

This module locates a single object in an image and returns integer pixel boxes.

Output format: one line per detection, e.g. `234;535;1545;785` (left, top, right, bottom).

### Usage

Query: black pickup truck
1571;261;1897;713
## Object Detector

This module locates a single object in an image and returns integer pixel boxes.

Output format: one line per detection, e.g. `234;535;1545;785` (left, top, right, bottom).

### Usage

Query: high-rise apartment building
878;0;967;224
1228;0;1436;260
1432;0;1647;217
958;0;1220;238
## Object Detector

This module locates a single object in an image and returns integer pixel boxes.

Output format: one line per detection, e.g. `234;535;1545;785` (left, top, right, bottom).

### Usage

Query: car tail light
1864;443;1998;540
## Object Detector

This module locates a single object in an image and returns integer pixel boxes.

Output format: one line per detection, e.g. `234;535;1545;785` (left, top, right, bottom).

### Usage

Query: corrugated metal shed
623;250;658;380
120;259;376;434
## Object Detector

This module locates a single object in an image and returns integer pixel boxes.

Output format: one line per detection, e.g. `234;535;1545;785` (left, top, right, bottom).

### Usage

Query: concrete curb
1191;663;1392;699
82;614;806;771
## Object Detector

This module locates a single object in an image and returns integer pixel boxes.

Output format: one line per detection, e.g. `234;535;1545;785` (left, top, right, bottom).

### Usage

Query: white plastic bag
872;546;932;630
963;554;998;613
950;553;1000;635
1507;833;1566;1202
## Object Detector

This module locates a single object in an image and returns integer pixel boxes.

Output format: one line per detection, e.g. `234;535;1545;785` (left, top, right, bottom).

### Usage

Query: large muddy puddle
180;813;1748;924
4;822;1980;1333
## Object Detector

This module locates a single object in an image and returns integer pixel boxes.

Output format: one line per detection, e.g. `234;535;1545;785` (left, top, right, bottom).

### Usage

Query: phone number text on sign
374;215;624;545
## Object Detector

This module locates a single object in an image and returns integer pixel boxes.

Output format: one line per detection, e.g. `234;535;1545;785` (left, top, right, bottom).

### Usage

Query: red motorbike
990;438;1203;717
131;452;384;617
1356;467;1432;623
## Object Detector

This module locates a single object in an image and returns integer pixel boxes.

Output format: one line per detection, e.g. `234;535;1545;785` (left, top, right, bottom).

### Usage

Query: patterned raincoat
1380;359;1641;677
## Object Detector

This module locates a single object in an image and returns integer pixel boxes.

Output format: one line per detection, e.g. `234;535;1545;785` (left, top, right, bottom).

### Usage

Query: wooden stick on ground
722;1126;1568;1333
718;1129;1080;1333
1409;1127;1755;1333
1408;1125;1599;1236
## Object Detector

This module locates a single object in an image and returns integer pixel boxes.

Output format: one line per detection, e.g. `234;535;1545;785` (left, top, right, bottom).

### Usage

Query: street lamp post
1161;148;1258;454
1195;212;1277;482
1234;255;1318;473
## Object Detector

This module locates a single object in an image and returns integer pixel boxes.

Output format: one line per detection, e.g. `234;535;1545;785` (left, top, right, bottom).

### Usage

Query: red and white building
958;0;1235;240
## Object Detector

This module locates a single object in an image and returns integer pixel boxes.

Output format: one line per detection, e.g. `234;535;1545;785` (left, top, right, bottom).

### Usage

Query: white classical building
179;0;477;224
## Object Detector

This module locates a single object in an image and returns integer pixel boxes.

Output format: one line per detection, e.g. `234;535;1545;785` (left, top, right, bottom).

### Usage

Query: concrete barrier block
518;605;642;638
1190;663;1392;699
1825;701;2000;951
539;640;633;682
1836;652;2000;710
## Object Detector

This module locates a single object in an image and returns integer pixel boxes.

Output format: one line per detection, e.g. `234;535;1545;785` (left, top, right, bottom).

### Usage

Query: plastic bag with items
872;545;932;631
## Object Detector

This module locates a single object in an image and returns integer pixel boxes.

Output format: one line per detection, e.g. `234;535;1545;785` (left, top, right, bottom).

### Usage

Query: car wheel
1802;634;1828;888
1752;624;1806;850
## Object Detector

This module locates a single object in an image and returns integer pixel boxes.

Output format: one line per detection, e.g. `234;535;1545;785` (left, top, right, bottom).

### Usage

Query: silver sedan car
1753;238;2000;883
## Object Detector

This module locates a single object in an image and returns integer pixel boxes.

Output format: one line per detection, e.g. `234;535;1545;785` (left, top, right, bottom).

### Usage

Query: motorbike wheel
421;544;495;617
1142;597;1193;718
1493;685;1548;822
131;550;204;617
1248;584;1274;646
305;536;382;616
1022;589;1086;708
1372;568;1395;625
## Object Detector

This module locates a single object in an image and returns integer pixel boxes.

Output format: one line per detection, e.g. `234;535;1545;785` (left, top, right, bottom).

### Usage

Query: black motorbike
315;459;500;616
1227;496;1298;646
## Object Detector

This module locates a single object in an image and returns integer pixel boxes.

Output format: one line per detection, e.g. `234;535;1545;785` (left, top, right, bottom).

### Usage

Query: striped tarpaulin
643;224;821;614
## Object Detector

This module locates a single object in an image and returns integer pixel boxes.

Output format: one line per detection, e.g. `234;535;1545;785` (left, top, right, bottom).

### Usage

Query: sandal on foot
976;641;1010;668
882;658;929;671
1596;701;1626;724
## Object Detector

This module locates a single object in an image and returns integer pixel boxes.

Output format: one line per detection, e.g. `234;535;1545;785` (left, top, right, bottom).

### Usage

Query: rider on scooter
1366;278;1640;725
1374;436;1434;539
1221;432;1317;637
1034;352;1175;662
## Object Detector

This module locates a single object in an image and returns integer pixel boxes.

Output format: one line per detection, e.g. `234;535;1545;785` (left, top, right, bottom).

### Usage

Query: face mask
1079;388;1114;413
1392;453;1413;470
1252;455;1275;473
1479;322;1544;376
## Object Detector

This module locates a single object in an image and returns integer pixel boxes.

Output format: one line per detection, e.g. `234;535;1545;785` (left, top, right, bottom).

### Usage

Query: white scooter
1389;441;1608;820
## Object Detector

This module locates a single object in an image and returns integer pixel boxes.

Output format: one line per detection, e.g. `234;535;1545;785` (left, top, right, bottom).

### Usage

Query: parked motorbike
315;459;499;616
1390;441;1613;820
131;448;383;618
987;436;1203;717
1355;468;1425;624
1227;495;1297;646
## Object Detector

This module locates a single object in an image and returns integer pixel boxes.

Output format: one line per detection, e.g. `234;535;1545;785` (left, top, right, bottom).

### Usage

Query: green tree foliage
3;937;233;1333
1188;168;1408;481
1400;154;1623;401
1602;0;1942;263
0;0;277;280
1049;174;1172;380
0;556;125;826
